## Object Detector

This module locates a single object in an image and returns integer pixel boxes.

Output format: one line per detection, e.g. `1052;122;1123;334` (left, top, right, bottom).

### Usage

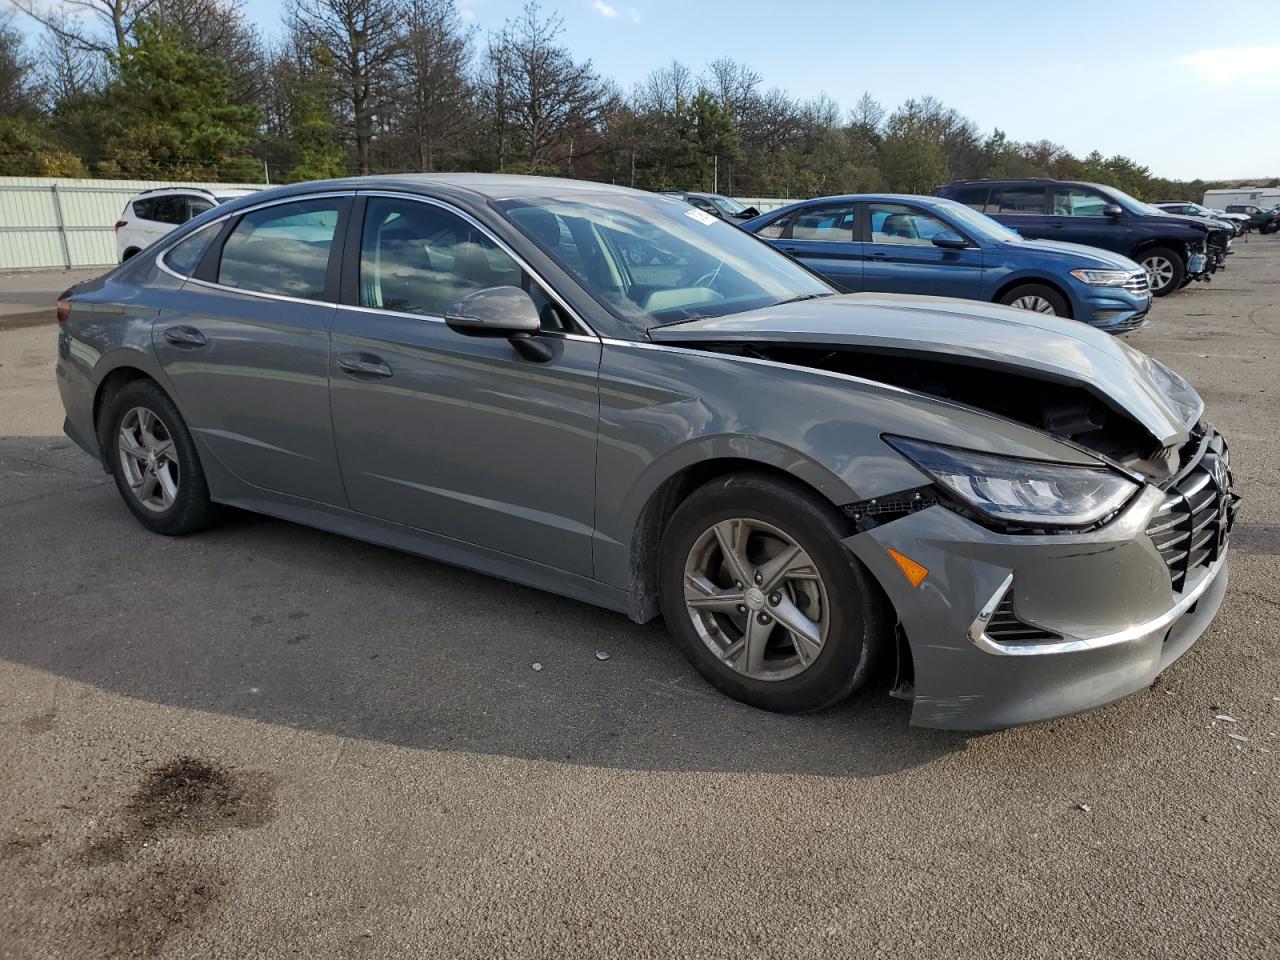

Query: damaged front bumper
844;432;1238;730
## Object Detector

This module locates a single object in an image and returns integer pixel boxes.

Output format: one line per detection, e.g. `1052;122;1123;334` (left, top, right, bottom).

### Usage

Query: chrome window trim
153;191;357;300
353;190;599;340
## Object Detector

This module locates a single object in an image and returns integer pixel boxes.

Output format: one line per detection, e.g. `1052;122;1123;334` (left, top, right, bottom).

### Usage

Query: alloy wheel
682;516;830;681
117;407;180;512
1009;295;1057;315
1143;256;1175;292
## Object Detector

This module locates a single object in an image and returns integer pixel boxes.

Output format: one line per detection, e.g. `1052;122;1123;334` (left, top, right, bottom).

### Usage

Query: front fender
591;339;1097;596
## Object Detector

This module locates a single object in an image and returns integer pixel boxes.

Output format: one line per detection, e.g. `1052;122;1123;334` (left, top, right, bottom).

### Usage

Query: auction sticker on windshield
685;208;718;226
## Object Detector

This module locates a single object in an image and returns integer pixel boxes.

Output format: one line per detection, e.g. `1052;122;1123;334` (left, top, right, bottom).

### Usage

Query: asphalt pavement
1;242;1277;959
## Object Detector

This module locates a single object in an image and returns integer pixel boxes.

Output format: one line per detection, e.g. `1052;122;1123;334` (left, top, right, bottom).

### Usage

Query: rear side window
133;195;188;224
162;222;221;276
947;185;989;209
789;203;856;241
217;199;341;300
989;187;1046;215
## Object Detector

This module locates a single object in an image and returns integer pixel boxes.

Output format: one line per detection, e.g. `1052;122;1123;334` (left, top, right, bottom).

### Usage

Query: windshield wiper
773;292;834;306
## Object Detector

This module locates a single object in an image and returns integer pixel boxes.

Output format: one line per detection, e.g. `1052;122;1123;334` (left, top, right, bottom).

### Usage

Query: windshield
934;200;1021;241
498;194;833;326
710;195;748;216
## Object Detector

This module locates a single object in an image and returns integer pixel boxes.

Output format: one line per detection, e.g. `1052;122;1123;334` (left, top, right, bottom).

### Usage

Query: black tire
997;283;1071;318
1137;246;1186;296
104;379;218;535
658;473;887;713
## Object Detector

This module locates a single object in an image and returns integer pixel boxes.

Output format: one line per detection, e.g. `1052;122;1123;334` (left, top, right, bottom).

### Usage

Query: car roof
324;173;640;200
768;193;962;207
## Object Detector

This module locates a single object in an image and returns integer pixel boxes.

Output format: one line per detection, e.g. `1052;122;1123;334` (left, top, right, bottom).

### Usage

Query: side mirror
1103;203;1124;218
445;285;539;335
445;285;552;362
931;231;968;249
740;206;760;218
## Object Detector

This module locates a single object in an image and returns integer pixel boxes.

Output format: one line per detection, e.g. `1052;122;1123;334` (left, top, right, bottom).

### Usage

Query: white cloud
1179;47;1280;87
593;0;619;17
628;7;642;22
460;8;475;21
458;0;479;22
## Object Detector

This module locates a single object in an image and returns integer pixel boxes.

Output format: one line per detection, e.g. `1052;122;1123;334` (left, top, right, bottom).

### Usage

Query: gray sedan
54;175;1238;729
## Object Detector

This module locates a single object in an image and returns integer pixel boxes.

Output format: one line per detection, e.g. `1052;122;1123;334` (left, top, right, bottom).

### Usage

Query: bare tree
390;0;473;171
485;2;612;172
10;0;159;55
288;0;404;175
0;10;43;115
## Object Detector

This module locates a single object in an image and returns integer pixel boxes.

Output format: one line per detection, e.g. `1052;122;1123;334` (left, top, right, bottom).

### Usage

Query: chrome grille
1146;433;1236;592
1123;272;1151;295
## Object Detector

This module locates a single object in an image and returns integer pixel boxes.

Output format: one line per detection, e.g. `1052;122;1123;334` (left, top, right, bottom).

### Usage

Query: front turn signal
887;548;928;587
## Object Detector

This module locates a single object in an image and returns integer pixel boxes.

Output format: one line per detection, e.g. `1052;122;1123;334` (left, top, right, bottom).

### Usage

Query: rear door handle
336;352;393;380
162;325;207;347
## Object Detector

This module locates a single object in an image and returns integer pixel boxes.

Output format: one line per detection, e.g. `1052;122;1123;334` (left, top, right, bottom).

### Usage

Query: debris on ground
1215;714;1239;723
594;651;611;661
531;662;543;672
1076;803;1092;813
1228;733;1249;743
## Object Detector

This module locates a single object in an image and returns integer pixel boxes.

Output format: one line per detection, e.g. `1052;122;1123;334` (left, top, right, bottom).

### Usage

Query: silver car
54;175;1239;729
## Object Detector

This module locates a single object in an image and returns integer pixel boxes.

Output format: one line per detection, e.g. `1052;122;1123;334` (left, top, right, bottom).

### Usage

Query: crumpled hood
648;293;1202;448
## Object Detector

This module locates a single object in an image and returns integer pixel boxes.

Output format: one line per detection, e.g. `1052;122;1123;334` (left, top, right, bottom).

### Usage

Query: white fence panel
0;177;267;270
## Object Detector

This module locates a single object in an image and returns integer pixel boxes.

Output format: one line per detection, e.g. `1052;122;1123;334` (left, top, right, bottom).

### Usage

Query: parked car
661;191;759;222
1205;208;1250;234
741;194;1151;333
1155;202;1244;237
937;179;1231;297
1224;203;1277;231
56;175;1237;730
115;187;258;262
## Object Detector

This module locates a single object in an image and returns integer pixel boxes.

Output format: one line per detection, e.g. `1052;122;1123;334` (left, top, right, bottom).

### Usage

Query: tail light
113;220;127;233
56;286;74;325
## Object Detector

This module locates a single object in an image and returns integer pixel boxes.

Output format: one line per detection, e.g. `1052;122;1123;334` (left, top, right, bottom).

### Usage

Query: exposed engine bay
692;342;1176;477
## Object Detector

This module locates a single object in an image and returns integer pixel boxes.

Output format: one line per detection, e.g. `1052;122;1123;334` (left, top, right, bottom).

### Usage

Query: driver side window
868;203;949;245
1053;187;1108;217
358;197;571;333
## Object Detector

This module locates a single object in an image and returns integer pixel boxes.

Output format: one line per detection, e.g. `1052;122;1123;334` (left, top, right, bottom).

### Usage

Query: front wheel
1138;247;1186;296
658;474;886;713
998;283;1070;317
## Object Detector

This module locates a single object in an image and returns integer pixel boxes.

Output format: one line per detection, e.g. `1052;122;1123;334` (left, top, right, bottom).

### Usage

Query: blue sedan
741;194;1153;332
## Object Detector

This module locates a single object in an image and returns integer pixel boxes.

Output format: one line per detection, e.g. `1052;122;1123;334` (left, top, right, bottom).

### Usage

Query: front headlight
886;436;1140;527
1070;268;1133;287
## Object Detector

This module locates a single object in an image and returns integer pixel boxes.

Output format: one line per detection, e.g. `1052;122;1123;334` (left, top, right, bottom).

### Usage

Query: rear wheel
1138;247;1186;296
658;474;886;713
998;283;1070;317
105;379;217;535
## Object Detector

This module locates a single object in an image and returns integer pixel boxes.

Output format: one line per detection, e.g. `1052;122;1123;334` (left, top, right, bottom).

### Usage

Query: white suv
114;187;257;262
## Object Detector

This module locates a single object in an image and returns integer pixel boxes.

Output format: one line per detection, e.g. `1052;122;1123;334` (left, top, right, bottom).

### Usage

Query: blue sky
29;0;1280;180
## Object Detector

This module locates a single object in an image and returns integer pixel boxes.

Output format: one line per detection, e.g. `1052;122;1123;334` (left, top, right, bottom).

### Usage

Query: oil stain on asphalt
7;757;276;960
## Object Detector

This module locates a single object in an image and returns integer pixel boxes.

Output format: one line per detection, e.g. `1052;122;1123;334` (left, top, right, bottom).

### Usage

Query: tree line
0;0;1267;200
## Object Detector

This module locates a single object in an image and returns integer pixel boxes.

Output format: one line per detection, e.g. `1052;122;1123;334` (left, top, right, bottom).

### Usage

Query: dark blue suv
741;194;1152;333
937;179;1231;297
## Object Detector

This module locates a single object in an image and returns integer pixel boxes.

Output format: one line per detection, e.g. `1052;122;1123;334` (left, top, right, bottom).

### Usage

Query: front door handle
336;352;394;379
162;325;208;347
